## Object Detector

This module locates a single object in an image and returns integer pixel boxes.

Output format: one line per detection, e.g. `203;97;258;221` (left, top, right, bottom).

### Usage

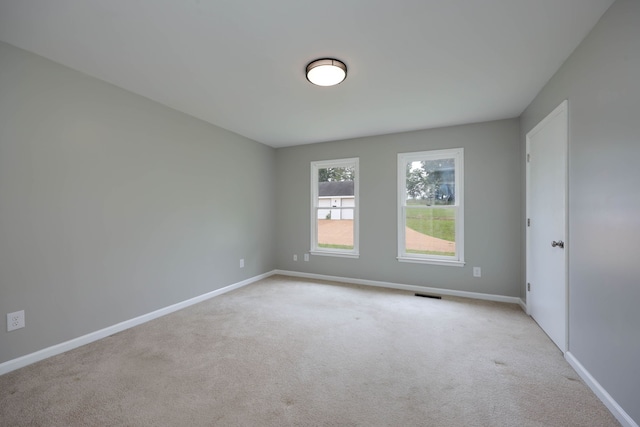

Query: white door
526;100;568;353
331;198;341;220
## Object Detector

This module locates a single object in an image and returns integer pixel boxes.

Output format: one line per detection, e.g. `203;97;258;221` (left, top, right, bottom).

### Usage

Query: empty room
0;0;638;426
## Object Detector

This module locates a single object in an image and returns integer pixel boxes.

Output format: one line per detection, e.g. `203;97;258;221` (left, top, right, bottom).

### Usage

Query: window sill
310;250;359;259
397;256;465;267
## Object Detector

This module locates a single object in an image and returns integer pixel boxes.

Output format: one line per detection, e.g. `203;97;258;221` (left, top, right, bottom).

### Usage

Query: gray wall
275;119;522;297
520;0;640;422
0;42;276;364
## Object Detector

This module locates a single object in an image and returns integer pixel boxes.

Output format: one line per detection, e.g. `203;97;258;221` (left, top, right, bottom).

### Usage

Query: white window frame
311;158;359;258
397;148;464;266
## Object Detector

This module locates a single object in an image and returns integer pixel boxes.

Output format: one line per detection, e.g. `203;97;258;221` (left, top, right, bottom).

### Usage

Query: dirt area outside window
318;219;455;254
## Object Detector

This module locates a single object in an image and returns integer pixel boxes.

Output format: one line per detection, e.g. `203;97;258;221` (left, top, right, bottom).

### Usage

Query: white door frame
525;100;569;353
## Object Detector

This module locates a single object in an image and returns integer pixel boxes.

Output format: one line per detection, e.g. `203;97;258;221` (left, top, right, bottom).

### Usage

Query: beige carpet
0;276;619;426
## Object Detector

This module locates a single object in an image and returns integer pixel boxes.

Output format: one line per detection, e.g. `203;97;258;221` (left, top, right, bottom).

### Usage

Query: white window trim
310;158;359;258
397;148;464;267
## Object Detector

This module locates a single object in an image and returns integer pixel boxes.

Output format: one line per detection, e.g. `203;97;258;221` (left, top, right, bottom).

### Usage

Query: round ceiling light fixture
306;58;347;87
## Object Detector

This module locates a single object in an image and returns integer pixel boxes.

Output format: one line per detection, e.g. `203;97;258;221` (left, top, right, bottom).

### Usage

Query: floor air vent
415;293;442;299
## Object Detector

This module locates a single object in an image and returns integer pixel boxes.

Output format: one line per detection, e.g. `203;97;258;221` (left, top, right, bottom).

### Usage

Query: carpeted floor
0;275;619;426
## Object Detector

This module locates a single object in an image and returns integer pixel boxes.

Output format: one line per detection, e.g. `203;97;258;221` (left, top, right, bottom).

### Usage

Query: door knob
551;240;565;248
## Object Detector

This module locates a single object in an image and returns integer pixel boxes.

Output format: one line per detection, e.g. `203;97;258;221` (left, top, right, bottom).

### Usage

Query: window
311;158;359;258
398;148;464;266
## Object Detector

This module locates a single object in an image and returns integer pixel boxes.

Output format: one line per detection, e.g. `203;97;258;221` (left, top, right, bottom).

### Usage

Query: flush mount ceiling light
306;58;347;87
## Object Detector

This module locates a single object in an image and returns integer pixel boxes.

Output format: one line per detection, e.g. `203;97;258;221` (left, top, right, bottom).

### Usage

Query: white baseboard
0;271;273;376
4;270;634;427
274;270;522;305
518;298;527;313
565;352;638;427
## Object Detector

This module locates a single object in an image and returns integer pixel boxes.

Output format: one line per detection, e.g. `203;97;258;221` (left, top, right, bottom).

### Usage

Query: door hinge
527;218;531;227
527;153;531;163
527;282;531;291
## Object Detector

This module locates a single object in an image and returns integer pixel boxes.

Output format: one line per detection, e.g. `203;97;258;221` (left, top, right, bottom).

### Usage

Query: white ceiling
0;0;614;148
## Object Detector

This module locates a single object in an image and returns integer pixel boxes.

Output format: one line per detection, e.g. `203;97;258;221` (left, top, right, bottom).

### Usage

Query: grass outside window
405;205;455;242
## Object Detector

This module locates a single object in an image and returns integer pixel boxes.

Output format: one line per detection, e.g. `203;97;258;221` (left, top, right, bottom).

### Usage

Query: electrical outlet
473;267;481;278
239;258;245;268
293;254;298;261
304;253;309;262
7;310;25;332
